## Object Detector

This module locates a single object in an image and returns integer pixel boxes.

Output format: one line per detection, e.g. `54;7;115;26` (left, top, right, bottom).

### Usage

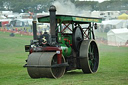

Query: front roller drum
80;40;99;73
27;52;66;78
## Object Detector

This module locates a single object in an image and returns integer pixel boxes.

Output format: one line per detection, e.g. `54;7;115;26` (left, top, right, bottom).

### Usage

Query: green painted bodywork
58;33;72;57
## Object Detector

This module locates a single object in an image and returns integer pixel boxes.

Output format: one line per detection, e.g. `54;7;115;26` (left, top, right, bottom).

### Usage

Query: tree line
0;0;128;13
75;0;128;11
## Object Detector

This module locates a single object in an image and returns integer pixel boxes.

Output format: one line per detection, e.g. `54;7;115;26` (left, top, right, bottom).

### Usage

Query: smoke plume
52;0;91;17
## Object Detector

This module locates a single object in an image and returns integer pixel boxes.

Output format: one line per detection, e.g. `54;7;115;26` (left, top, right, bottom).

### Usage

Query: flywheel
27;52;66;78
79;40;99;73
72;27;83;51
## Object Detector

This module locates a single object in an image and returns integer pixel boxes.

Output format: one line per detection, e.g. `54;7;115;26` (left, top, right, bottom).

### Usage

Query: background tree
0;0;128;13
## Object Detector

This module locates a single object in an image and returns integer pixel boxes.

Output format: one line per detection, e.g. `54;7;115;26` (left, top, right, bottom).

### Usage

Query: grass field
0;31;128;85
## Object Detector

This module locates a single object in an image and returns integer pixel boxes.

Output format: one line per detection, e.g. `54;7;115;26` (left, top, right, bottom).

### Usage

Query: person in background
125;40;128;46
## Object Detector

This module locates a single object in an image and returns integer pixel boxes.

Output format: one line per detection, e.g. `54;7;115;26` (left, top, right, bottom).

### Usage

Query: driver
39;31;49;45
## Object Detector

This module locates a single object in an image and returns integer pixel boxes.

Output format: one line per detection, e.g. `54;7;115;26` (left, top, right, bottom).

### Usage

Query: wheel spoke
89;59;94;70
88;44;95;70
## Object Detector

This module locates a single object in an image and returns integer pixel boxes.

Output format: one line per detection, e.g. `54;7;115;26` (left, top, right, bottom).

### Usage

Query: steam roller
24;5;102;78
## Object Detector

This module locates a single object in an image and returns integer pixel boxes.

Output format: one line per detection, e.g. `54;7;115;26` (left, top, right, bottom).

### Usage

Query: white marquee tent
102;20;127;29
98;20;128;32
107;28;128;46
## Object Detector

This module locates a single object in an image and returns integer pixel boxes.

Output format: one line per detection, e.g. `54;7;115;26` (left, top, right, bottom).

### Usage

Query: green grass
0;31;128;85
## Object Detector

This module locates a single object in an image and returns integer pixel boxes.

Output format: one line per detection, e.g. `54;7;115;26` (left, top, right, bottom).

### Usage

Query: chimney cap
49;5;56;11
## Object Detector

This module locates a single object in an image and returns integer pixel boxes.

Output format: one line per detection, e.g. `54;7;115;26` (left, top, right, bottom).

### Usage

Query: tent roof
118;13;128;20
108;28;128;34
102;20;124;25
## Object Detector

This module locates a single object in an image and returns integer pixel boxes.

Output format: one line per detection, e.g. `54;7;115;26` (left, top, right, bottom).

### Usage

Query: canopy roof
38;14;102;23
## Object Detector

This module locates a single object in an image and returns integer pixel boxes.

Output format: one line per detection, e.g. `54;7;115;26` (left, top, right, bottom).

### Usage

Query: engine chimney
32;14;37;40
49;5;57;44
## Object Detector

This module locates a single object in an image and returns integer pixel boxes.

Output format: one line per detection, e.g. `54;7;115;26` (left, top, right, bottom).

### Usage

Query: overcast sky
79;0;108;3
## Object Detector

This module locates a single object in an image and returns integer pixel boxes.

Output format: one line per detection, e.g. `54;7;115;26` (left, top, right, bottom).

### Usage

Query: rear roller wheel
80;40;99;73
27;52;66;78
